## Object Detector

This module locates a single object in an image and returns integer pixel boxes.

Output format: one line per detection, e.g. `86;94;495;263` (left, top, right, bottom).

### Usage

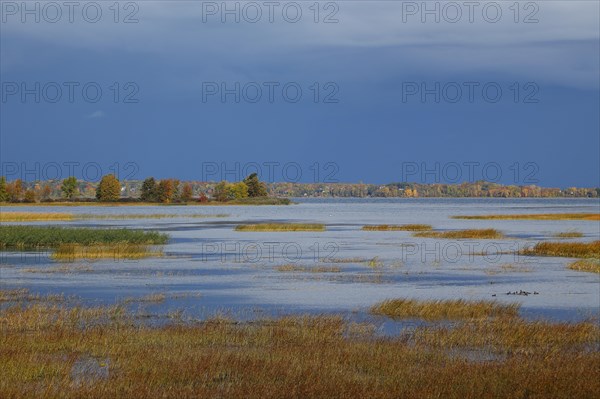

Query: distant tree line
0;175;597;203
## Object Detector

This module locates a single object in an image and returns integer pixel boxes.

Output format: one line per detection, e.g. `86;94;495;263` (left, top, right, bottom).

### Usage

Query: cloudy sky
1;1;598;186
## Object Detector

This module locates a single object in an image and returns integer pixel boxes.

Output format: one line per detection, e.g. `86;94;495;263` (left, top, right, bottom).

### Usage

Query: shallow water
1;198;599;323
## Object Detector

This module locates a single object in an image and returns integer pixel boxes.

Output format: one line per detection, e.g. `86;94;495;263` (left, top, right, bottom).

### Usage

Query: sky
1;0;599;186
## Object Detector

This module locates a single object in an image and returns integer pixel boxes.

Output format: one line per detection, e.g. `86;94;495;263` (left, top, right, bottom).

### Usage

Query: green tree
61;176;79;199
231;181;249;199
0;177;8;202
96;174;121;202
243;173;267;197
140;177;158;202
213;181;231;202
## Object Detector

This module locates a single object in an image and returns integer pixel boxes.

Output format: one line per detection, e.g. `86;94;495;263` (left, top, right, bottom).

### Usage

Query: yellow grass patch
362;224;432;231
51;243;163;261
522;241;600;258
453;213;600;221
370;298;520;320
235;223;325;232
568;259;600;273
0;212;74;222
414;229;504;239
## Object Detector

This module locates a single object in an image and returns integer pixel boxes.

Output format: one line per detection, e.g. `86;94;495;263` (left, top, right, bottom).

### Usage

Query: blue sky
1;1;599;186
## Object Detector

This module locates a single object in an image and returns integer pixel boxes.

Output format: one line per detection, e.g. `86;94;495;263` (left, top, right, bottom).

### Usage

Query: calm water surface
1;198;599;325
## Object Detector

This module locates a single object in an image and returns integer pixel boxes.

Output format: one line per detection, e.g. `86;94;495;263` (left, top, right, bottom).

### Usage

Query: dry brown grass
568;259;600;273
0;294;598;398
453;213;600;221
0;211;74;222
522;241;600;258
362;224;432;231
414;229;504;239
22;264;94;274
235;223;325;232
51;243;163;261
370;298;520;320
275;264;341;273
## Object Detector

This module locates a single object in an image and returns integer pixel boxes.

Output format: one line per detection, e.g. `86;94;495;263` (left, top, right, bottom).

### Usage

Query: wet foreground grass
0;292;598;398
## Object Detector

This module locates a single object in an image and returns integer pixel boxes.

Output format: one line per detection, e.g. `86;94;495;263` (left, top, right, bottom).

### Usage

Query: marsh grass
123;293;167;304
370;298;520;320
0;226;168;249
414;228;504;239
235;223;325;232
554;231;584;238
275;264;342;273
51;243;163;261
0;212;74;222
521;241;600;258
323;257;368;263
453;213;600;221
1;295;598;398
568;259;600;273
362;224;432;231
78;213;229;220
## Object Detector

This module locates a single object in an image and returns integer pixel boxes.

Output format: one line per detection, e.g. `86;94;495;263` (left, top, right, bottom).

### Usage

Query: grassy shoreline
453;213;600;221
0;198;291;207
1;293;598;398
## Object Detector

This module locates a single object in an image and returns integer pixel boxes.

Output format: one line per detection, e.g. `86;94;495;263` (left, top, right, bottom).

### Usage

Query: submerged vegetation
413;228;504;239
275;264;341;273
235;223;325;232
453;213;600;221
362;224;432;231
0;226;168;249
521;241;600;258
370;298;520;320
554;231;584;238
568;259;600;273
1;293;598;398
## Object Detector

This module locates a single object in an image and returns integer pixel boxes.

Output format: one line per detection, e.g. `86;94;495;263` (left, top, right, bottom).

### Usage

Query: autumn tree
41;184;53;201
231;182;249;199
61;176;79;199
0;177;7;202
140;177;158;202
243;173;267;197
23;190;36;203
7;179;23;202
181;183;193;202
156;179;179;203
96;174;121;202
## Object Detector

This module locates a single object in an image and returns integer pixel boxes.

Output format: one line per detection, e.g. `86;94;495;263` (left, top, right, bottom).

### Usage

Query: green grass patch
0;226;168;250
